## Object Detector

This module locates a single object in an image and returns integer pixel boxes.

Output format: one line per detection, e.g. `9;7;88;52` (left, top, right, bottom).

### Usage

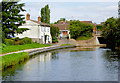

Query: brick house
54;21;93;39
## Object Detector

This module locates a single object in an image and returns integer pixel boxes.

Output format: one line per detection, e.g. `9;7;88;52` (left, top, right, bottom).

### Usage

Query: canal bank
2;47;119;81
1;44;107;70
1;45;76;70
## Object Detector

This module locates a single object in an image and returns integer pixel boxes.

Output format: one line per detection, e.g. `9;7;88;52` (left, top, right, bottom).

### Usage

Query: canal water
2;47;119;81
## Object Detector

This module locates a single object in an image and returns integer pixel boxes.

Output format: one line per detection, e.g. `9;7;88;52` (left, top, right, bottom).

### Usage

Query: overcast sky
17;0;119;24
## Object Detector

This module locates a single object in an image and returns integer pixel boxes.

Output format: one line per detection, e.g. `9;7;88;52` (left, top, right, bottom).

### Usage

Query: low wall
28;45;76;56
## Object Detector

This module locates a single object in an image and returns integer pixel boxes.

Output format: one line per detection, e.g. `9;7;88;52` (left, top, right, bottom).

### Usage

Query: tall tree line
41;4;50;24
2;1;27;39
102;17;120;49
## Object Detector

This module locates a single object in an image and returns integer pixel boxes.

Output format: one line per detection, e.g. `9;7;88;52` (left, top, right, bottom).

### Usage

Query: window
48;28;49;32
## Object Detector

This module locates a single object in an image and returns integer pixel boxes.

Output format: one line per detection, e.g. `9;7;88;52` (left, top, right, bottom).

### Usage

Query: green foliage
50;24;59;43
76;36;92;40
52;37;58;43
41;4;50;24
2;31;6;44
61;44;72;46
102;17;120;48
54;18;66;24
69;20;94;39
1;52;29;70
2;43;51;54
5;39;15;45
4;37;32;45
2;1;26;38
96;25;103;30
19;37;32;45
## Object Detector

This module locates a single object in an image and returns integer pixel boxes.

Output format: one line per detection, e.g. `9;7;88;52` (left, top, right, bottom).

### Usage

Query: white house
16;13;52;44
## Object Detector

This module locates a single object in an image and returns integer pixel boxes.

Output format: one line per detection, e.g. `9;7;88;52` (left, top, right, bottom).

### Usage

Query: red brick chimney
61;21;63;24
26;13;30;20
38;16;41;22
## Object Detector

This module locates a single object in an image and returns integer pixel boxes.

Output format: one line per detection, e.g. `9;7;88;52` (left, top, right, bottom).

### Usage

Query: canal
2;47;119;81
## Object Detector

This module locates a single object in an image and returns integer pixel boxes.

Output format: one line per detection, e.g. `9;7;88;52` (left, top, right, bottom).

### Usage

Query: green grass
76;36;92;40
61;44;72;46
1;52;29;70
2;43;51;54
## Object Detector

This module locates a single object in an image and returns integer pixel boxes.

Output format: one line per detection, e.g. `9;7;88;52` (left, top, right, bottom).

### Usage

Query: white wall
16;20;52;44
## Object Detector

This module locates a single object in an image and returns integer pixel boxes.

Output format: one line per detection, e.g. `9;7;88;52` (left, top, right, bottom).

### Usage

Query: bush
52;37;58;43
5;39;15;45
19;37;32;45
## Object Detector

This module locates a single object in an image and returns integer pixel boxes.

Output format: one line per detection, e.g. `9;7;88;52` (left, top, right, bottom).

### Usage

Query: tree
69;20;94;39
96;25;103;31
50;24;59;43
102;17;120;48
2;1;27;38
41;8;45;23
41;4;50;24
54;18;66;24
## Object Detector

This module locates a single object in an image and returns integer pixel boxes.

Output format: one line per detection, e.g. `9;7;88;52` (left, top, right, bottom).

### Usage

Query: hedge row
5;37;32;45
1;52;29;70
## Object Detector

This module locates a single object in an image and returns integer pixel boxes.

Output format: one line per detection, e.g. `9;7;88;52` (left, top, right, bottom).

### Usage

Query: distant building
54;21;93;38
16;13;52;44
118;1;120;17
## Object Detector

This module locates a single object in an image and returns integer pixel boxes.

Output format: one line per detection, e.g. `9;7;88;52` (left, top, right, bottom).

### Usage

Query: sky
17;0;119;24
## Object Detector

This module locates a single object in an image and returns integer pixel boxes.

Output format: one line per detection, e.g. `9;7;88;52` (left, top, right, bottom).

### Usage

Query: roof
53;24;69;30
80;21;92;24
54;21;93;30
30;20;50;27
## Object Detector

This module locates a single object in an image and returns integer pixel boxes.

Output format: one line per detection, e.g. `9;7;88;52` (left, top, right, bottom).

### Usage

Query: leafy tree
96;25;103;31
69;20;94;39
102;17;120;48
2;1;27;38
41;4;50;24
50;24;59;43
54;18;66;24
41;8;45;23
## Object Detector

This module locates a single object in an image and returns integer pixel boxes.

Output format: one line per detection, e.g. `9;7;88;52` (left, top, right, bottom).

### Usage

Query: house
54;21;93;39
16;13;52;44
54;21;70;38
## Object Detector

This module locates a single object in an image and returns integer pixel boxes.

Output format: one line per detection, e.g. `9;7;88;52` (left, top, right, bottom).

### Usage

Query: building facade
16;13;52;44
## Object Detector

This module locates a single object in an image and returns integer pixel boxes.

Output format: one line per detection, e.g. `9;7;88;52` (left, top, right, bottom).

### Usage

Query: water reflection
2;48;119;81
71;47;96;51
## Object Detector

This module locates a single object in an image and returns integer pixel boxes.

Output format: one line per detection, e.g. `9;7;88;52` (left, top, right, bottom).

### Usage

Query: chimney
38;16;41;22
26;13;30;20
61;21;63;24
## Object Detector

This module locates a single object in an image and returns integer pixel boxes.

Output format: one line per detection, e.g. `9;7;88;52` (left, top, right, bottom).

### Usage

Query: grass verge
61;44;72;46
1;52;29;70
76;36;92;40
2;43;51;54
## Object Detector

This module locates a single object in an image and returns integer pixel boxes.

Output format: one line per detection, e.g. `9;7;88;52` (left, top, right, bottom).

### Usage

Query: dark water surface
2;47;119;81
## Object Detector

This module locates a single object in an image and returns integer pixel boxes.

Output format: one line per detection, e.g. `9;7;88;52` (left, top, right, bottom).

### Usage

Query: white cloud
20;0;119;2
20;2;118;24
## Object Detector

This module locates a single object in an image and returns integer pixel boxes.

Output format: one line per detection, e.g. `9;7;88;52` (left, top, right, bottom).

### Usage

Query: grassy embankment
61;44;72;46
2;43;51;54
1;43;51;70
76;36;92;40
1;52;29;70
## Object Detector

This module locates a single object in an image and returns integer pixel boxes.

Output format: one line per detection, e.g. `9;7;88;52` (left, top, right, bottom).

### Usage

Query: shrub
19;37;32;45
15;40;21;45
52;37;58;43
5;39;15;45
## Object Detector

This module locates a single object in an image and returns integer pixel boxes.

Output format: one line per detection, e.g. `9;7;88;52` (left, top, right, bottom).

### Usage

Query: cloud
20;2;118;24
20;0;119;2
